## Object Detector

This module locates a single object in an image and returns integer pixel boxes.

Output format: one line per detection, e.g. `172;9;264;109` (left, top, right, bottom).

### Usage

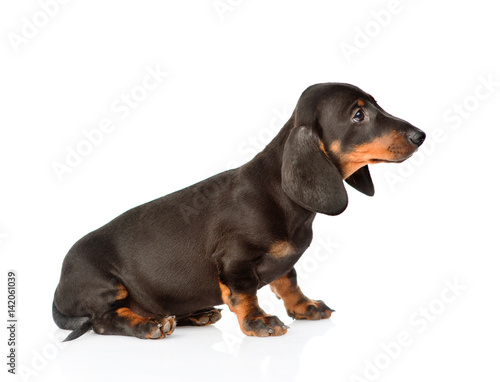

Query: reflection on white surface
48;316;335;382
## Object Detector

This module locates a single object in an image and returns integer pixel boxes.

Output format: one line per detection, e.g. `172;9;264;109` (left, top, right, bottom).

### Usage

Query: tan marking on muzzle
330;131;413;179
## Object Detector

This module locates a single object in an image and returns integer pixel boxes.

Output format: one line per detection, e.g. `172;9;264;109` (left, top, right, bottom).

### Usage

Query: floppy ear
282;126;348;215
345;165;375;196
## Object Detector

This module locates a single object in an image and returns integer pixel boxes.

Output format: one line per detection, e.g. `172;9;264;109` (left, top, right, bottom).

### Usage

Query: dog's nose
408;129;426;147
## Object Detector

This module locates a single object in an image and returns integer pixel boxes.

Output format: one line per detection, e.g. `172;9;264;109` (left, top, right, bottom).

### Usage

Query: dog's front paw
287;299;333;320
241;315;289;337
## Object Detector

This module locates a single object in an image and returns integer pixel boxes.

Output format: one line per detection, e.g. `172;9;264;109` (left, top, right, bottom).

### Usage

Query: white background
1;1;499;381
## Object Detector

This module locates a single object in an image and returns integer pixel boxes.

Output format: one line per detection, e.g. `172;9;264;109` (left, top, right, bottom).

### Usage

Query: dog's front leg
218;262;288;337
270;268;334;320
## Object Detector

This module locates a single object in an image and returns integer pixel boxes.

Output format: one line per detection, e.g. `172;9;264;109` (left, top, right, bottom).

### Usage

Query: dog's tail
52;301;92;342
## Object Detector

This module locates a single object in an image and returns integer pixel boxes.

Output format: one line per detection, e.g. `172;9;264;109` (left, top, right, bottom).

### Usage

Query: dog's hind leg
176;307;222;326
91;307;176;339
56;280;176;340
89;283;176;339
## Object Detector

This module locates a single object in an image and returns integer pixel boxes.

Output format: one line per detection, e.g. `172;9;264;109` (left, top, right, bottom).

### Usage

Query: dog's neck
240;117;293;184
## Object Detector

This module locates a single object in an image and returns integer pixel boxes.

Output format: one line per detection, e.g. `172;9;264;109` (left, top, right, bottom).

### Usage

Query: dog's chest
256;233;312;287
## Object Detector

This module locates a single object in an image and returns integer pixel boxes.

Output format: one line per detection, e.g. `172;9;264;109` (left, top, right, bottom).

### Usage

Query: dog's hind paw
176;307;222;326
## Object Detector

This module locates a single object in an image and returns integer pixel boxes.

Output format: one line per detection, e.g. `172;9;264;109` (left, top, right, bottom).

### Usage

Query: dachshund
53;83;425;340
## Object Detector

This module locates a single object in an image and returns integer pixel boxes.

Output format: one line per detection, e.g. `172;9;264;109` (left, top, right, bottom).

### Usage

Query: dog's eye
353;109;364;123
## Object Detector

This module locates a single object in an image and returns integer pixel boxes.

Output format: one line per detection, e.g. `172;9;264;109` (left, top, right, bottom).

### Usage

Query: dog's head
281;83;425;215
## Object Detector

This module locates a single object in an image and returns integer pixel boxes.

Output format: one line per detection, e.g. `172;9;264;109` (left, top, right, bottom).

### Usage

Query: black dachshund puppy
53;83;425;340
